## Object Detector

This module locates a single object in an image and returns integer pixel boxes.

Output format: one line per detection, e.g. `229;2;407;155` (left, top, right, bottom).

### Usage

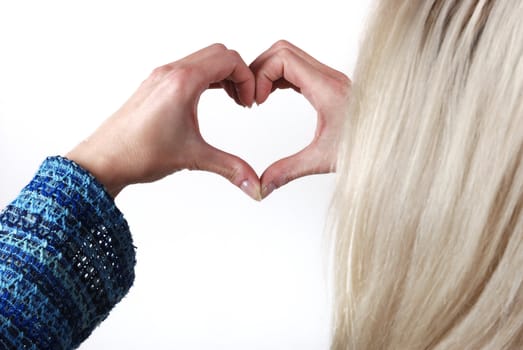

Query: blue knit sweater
0;156;136;349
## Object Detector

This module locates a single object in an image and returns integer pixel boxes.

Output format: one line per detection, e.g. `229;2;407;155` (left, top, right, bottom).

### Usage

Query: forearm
0;156;136;349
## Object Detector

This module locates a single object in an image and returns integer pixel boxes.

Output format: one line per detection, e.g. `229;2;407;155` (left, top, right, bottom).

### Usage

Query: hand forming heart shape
66;40;351;200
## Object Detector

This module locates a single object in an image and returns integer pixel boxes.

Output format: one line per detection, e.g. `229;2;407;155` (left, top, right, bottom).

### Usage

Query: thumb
260;145;334;199
197;144;261;201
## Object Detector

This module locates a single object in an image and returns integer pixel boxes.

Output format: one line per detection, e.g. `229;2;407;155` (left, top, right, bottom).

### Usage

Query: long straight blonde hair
330;1;523;348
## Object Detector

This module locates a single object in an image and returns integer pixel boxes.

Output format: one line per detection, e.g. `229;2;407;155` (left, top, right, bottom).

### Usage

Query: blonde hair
330;1;523;349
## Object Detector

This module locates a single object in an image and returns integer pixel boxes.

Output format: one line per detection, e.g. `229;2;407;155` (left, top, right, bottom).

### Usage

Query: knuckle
339;79;352;98
329;74;352;99
228;164;243;184
275;47;294;61
172;64;193;78
339;73;352;88
272;39;292;50
150;65;171;80
226;49;241;60
209;43;227;51
208;159;243;184
161;65;193;94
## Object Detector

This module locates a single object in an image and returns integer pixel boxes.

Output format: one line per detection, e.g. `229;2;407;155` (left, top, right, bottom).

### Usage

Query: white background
0;1;371;349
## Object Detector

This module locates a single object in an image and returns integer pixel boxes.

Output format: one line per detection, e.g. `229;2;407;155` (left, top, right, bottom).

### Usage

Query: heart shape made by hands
65;42;348;200
178;42;350;200
199;88;318;189
198;86;331;200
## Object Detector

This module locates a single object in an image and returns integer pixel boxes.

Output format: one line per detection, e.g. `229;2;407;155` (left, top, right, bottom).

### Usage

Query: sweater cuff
0;156;136;349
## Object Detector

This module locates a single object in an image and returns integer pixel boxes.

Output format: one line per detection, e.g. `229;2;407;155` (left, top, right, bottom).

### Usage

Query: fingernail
261;182;277;199
240;180;262;201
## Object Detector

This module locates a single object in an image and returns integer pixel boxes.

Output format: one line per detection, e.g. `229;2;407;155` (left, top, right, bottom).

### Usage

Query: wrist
66;142;127;198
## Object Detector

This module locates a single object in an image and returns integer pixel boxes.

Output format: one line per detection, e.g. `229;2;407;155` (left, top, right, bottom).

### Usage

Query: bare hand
249;40;351;199
66;44;262;200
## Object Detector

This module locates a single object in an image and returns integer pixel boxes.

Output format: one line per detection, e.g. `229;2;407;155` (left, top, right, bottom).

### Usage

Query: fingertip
240;179;262;201
235;79;256;108
255;80;271;105
255;95;266;105
235;163;261;201
260;168;285;200
247;89;256;108
234;163;261;200
240;92;255;108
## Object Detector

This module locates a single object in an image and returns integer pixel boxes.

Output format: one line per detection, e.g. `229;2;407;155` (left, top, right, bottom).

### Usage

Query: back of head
331;1;523;349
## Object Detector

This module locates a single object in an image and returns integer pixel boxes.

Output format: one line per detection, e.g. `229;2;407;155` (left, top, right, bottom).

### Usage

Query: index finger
250;47;327;106
189;46;255;107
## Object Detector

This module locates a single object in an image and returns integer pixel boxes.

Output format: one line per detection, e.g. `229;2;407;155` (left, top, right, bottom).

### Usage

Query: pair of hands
66;40;351;200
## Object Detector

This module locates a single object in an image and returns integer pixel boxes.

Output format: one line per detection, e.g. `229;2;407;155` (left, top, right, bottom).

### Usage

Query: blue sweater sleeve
0;156;136;349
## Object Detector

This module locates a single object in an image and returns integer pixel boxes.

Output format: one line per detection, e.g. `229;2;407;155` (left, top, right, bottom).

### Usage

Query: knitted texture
0;156;136;349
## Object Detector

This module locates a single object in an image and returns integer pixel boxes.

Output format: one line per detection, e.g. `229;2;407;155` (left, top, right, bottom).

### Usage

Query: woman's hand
66;44;262;200
249;40;351;199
